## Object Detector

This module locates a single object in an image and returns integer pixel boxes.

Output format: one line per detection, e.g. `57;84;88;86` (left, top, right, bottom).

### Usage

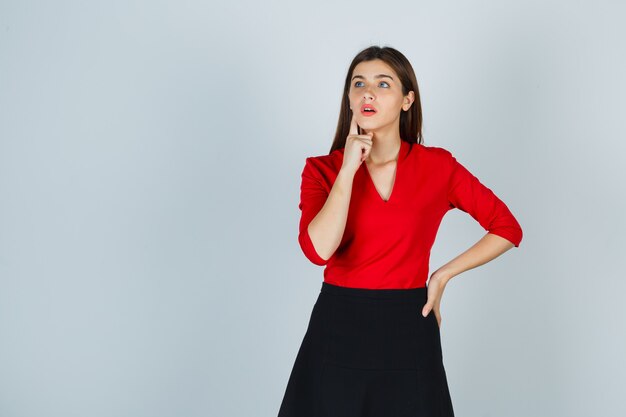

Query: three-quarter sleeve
297;158;331;265
446;151;523;247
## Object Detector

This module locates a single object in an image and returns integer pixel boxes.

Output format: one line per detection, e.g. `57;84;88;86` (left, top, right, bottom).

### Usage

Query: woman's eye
354;81;390;88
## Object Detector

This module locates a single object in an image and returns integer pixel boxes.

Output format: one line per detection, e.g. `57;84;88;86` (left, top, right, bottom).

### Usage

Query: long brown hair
329;45;424;154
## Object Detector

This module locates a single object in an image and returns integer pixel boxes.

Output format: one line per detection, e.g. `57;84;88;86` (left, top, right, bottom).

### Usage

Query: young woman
277;45;523;417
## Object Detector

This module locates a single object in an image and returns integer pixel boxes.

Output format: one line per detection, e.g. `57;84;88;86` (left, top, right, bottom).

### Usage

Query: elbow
298;228;330;266
488;225;523;248
509;219;523;248
515;226;523;247
486;209;523;248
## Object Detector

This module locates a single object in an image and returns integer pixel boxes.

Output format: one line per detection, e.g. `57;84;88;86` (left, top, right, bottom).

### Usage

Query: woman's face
348;59;413;135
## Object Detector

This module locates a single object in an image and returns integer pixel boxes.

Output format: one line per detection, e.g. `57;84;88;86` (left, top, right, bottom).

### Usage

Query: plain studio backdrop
1;1;624;416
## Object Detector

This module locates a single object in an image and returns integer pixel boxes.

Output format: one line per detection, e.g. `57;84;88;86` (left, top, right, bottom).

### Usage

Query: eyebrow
351;74;394;81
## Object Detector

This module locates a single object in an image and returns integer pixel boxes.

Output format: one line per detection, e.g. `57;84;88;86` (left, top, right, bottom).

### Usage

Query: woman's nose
362;89;374;100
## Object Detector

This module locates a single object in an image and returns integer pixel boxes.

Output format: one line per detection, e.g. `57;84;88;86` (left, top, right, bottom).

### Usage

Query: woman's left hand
422;273;450;328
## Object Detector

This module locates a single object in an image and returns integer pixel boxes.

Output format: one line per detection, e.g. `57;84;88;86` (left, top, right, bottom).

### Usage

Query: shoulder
412;143;456;169
419;144;454;160
302;147;344;177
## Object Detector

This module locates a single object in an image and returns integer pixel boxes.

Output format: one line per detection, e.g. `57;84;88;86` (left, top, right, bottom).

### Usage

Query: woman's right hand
341;112;373;174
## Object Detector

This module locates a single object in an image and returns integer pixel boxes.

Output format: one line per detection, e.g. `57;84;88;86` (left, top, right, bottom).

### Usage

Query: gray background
1;1;625;416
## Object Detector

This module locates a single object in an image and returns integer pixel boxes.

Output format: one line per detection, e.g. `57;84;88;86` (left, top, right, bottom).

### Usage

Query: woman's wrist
432;268;454;285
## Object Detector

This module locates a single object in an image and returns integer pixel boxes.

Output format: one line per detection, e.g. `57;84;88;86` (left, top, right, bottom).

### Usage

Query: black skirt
277;282;455;417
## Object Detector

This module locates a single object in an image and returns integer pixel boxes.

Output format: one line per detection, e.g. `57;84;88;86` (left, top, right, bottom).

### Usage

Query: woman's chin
358;122;375;130
361;126;380;134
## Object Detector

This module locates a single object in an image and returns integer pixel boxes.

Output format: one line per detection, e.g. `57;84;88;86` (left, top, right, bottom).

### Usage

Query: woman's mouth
360;104;377;117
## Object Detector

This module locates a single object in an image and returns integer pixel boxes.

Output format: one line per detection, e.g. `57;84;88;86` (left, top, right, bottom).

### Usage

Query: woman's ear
404;91;415;111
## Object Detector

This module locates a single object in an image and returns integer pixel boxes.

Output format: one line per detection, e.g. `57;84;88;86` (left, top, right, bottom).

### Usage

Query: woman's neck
364;131;402;164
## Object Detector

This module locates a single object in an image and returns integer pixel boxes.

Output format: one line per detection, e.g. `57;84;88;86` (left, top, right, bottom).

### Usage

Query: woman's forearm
434;233;516;283
307;167;356;261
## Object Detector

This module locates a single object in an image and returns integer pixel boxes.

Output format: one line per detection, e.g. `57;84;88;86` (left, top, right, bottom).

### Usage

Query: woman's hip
308;281;443;371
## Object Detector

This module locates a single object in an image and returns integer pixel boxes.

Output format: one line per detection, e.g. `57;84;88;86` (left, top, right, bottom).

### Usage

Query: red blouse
297;139;523;289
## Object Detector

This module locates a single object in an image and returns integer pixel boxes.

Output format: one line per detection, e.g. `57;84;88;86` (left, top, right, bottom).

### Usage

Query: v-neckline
363;140;407;203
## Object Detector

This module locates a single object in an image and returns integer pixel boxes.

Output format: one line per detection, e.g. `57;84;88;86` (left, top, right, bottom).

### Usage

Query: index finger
349;111;360;136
